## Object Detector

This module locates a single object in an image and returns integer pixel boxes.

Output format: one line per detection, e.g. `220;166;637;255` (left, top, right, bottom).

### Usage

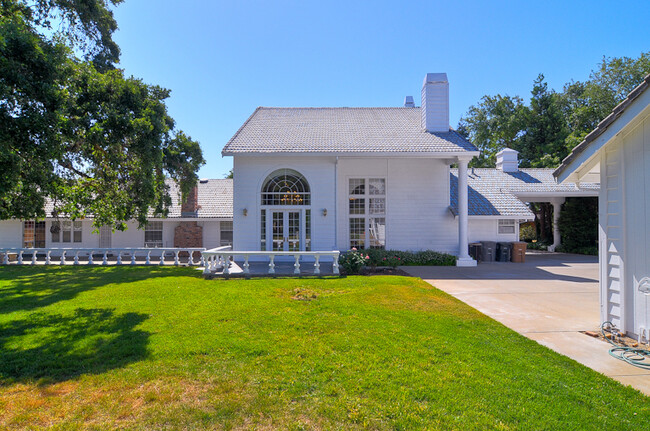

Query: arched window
261;169;310;205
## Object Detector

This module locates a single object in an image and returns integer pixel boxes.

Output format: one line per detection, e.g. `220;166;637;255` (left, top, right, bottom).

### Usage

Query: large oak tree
0;0;204;230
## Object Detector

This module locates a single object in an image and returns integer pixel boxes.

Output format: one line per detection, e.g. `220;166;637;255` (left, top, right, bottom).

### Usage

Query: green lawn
0;267;647;430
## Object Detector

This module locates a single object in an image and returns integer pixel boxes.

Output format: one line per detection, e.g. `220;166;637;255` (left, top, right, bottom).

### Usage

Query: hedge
356;249;456;267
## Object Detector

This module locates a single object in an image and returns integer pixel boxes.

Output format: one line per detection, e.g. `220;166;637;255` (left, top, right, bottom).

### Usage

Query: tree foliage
459;52;650;168
0;0;204;229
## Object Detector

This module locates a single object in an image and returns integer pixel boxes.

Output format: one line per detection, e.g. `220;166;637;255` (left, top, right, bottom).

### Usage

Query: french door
99;225;112;248
269;210;301;251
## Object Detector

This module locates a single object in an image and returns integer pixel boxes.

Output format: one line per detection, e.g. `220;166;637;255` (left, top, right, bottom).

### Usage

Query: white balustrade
201;248;340;276
0;247;206;266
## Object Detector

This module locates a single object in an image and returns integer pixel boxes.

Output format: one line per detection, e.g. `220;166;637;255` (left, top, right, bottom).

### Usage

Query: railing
0;248;206;266
201;248;340;276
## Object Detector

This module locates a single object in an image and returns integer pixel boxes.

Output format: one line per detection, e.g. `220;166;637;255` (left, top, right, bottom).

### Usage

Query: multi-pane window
220;221;233;246
348;178;386;249
51;220;82;243
144;221;163;247
23;221;45;248
498;219;516;234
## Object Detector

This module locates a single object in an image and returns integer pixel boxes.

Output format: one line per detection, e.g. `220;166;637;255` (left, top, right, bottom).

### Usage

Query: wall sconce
243;208;248;216
322;208;327;217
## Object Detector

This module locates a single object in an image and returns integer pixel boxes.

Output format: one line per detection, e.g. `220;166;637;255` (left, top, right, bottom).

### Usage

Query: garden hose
601;321;650;370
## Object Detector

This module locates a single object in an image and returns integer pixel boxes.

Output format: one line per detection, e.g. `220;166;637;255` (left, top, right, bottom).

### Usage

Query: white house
222;73;597;264
1;73;598;266
1;179;234;251
554;73;650;338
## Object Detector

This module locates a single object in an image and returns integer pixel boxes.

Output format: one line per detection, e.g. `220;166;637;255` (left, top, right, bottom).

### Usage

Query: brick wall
175;185;203;251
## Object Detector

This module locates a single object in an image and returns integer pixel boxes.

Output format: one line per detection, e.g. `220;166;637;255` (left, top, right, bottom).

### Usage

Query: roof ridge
256;106;420;110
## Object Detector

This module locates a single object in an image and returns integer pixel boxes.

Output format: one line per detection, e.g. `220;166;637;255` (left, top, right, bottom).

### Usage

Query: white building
555;73;650;338
222;74;596;264
1;73;598;265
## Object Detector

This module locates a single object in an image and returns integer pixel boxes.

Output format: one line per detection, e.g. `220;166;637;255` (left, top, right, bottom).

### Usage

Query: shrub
338;249;369;274
382;255;401;268
359;249;456;267
558;197;598;255
519;223;537;242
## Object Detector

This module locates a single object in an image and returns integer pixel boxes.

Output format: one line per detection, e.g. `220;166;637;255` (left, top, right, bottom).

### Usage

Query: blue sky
112;0;649;179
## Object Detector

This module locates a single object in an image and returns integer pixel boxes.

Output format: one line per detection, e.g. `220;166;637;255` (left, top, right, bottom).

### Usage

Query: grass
0;266;648;430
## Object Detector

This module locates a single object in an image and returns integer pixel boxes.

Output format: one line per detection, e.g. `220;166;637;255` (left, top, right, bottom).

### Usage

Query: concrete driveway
405;252;650;396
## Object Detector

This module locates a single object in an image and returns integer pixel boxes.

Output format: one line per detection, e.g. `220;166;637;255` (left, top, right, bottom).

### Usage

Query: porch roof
449;168;598;217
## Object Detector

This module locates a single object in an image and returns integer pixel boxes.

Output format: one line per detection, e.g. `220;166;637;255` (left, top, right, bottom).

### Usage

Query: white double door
266;209;305;252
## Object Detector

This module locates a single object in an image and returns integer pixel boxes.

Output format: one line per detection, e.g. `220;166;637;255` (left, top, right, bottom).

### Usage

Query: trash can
497;242;512;262
511;242;527;263
480;241;496;262
469;242;482;262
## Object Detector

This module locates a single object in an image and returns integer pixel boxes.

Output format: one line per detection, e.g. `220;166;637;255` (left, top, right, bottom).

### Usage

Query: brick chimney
174;185;203;250
421;73;449;133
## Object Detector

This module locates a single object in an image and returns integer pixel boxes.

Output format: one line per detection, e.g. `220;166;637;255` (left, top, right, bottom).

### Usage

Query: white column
548;198;565;252
457;157;477;266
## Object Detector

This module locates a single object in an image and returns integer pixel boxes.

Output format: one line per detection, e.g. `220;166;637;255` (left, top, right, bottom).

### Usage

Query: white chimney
421;73;449;133
496;148;519;172
404;96;415;107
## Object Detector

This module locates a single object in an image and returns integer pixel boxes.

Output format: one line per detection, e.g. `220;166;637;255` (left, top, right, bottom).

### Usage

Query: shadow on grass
0;266;200;315
0;307;149;384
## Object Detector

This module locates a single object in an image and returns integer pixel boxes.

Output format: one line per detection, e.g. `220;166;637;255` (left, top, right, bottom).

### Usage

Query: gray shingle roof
222;107;478;154
44;179;233;219
167;179;233;218
450;168;599;217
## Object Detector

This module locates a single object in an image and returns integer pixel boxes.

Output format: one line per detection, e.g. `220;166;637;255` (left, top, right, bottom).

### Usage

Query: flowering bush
338;248;369;274
382;255;401;269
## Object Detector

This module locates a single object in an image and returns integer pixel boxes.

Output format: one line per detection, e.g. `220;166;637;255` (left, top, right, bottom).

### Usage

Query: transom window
144;221;163;247
349;178;386;249
261;169;310;205
498;219;516;234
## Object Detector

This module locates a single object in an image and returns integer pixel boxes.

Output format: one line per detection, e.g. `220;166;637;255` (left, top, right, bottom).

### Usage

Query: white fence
201;248;340;276
0;248;206;266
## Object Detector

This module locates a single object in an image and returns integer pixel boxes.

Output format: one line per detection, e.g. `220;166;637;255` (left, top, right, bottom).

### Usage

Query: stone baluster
18;250;23;265
146;250;151;265
31;250;37;265
333;256;340;275
294;255;301;274
159;251;165;266
314;255;321;275
223;255;230;275
102;250;108;266
4;250;10;265
188;250;194;266
60;250;66;265
74;251;80;265
268;255;275;274
174;251;180;266
46;250;51;265
130;250;136;265
243;255;250;274
116;250;122;265
88;251;94;265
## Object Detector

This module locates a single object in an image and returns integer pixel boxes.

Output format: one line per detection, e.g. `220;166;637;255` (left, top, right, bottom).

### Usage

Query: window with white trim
144;221;163;247
51;220;82;243
348;178;386;249
498;219;516;234
220;221;233;246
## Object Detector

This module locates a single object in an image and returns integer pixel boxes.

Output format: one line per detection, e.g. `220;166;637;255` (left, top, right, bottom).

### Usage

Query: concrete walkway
404;252;650;396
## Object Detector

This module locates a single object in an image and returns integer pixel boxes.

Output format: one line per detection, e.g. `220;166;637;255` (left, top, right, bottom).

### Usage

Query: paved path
405;253;650;396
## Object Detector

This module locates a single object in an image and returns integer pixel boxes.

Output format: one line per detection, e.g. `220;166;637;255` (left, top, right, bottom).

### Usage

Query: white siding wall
620;115;650;336
600;112;650;337
202;221;221;248
336;157;458;253
0;220;24;247
468;219;518;243
233;156;337;252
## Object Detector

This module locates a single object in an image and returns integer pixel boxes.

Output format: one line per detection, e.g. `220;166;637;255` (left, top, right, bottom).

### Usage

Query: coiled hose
601;321;650;370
